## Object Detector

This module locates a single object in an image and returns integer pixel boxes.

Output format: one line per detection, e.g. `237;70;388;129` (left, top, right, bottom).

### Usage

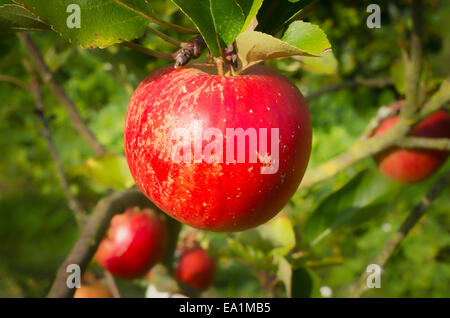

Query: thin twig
214;57;224;76
396;137;450;151
103;270;121;298
306;78;394;101
146;27;183;47
29;81;87;225
18;33;107;157
119;42;174;61
350;169;450;297
0;74;29;91
113;0;198;34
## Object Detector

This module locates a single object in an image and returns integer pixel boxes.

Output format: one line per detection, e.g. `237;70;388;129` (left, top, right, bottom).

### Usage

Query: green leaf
235;30;316;68
256;0;314;35
210;0;245;46
390;60;405;95
85;154;135;189
14;0;151;48
237;213;296;255
0;4;50;33
299;50;338;75
304;169;401;246
282;21;331;55
276;256;292;297
172;1;266;55
291;267;320;298
237;0;263;32
170;0;222;57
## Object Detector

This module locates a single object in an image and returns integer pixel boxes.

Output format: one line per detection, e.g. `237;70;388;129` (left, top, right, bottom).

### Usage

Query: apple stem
214;57;225;76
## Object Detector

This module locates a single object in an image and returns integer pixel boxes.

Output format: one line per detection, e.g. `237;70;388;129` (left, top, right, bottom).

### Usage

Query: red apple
175;247;216;290
94;207;168;279
373;110;450;183
124;64;312;231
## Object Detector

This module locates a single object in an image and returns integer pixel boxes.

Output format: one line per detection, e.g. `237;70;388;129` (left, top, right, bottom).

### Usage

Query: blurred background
0;0;449;297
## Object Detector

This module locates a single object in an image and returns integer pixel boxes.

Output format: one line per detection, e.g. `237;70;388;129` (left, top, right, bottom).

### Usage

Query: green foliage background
0;0;449;297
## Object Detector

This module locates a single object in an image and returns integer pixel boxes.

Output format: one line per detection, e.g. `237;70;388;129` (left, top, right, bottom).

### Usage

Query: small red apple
373;110;450;183
94;207;168;279
175;247;216;290
124;64;312;231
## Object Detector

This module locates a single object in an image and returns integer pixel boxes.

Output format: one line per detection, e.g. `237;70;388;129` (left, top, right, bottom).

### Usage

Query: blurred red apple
175;247;216;290
373;110;450;183
95;207;168;279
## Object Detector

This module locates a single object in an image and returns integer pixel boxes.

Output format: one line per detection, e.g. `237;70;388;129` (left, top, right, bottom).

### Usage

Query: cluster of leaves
1;0;334;73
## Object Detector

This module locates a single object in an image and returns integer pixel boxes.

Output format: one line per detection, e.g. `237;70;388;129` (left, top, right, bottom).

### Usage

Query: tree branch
306;78;394;101
145;27;183;47
396;137;450;151
29;80;87;225
350;169;450;297
47;189;180;298
0;74;29;91
18;33;107;157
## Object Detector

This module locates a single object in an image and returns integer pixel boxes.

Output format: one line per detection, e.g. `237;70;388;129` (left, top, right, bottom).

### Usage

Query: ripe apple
94;207;168;279
373;110;450;183
124;64;312;231
175;247;216;290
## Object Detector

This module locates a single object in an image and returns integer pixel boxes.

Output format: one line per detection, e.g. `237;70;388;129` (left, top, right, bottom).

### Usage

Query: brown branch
29;80;87;225
145;27;183;47
113;0;198;34
47;189;180;298
350;169;450;297
119;42;174;61
0;74;29;91
17;33;107;157
305;78;394;101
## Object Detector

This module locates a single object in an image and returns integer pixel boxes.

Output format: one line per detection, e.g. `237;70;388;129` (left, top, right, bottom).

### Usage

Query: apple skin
94;207;168;279
175;248;216;290
74;281;112;298
373;110;450;183
124;64;312;231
